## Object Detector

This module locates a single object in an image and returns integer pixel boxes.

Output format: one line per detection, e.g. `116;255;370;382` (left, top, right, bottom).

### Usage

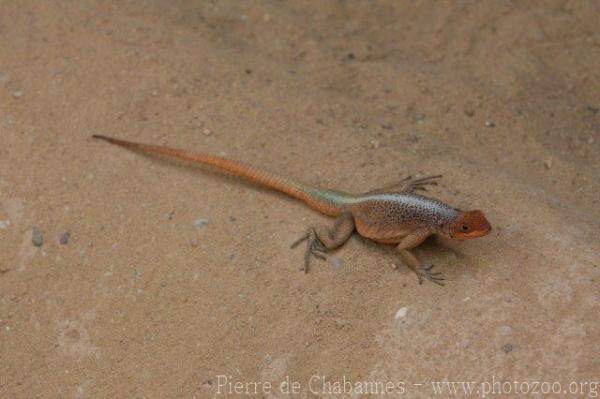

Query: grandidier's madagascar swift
93;135;492;286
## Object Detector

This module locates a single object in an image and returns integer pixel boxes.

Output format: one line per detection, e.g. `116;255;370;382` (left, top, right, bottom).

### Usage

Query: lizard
92;134;491;286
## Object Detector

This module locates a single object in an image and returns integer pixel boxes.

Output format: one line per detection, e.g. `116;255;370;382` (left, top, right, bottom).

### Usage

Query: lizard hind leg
364;174;443;195
291;212;355;273
406;175;443;191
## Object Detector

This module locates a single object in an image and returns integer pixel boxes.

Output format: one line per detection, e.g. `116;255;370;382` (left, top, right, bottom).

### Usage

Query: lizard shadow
352;233;469;274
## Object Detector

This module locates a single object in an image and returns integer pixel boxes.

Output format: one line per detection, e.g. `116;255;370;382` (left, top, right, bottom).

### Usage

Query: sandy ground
1;1;599;398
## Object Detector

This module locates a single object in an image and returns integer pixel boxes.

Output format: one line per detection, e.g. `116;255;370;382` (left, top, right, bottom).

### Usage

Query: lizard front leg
291;212;355;273
396;229;445;286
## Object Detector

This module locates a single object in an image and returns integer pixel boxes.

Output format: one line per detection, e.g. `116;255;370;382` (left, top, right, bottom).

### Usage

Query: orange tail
92;135;347;216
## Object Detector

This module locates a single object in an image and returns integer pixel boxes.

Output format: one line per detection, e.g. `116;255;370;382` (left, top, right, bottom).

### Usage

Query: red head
449;210;492;239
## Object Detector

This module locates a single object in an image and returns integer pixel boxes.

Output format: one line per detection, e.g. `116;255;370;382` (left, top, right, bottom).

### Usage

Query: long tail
92;135;350;216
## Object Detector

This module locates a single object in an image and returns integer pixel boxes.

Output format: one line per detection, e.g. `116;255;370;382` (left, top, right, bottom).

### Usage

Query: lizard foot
291;229;328;273
403;174;443;192
416;263;445;286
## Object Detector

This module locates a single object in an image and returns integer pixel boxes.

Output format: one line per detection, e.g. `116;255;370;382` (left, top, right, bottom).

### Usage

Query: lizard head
449;210;491;239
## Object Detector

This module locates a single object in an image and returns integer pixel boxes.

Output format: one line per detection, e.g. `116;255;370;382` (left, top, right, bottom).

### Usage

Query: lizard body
93;135;491;285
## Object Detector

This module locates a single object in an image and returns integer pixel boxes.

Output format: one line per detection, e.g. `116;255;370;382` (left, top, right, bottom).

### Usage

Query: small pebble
202;128;212;136
11;90;23;99
414;112;426;123
395;307;408;319
390;263;398;270
190;237;199;248
32;227;44;247
194;218;209;228
485;120;496;128
501;343;513;354
369;139;380;149
543;159;553;169
498;325;512;335
59;231;71;245
406;134;420;143
330;257;344;269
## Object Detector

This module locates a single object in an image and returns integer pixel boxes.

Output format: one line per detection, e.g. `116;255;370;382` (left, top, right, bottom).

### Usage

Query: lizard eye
461;225;469;232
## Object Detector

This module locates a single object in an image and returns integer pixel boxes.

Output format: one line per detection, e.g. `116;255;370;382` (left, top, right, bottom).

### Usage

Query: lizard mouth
451;229;491;239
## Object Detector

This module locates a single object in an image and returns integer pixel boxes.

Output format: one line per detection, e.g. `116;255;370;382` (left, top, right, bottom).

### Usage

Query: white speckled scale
347;193;460;242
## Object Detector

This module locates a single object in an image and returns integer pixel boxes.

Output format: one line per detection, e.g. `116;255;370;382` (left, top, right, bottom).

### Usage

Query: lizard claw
291;232;309;248
416;264;445;286
364;174;443;195
292;229;328;273
406;175;442;192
